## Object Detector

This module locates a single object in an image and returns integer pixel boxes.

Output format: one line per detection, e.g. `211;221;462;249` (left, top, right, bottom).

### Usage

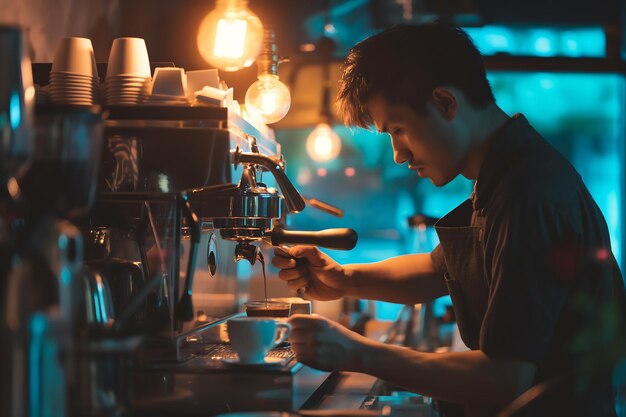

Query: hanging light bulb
245;73;290;124
245;28;291;124
306;32;341;163
306;122;341;162
197;0;264;72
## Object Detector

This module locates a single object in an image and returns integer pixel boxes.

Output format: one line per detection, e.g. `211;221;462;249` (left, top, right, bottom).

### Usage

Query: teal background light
464;26;606;57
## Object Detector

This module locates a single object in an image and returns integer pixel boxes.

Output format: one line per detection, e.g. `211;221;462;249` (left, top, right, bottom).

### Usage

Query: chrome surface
228;191;281;219
214;217;273;230
232;146;305;213
82;269;115;327
233;241;263;265
219;228;266;242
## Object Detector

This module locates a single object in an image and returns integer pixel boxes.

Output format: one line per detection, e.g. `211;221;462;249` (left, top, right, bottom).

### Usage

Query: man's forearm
353;340;536;410
343;253;448;304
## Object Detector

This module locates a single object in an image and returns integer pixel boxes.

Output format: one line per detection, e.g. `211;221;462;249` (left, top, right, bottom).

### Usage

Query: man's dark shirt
431;114;626;417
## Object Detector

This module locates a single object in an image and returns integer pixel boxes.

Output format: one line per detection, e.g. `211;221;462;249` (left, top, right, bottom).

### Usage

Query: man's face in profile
367;94;466;187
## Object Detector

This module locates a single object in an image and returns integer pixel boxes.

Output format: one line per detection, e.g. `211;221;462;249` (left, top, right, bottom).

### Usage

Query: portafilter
210;143;358;265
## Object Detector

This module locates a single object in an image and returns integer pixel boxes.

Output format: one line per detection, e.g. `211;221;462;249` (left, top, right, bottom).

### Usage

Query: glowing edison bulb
245;74;291;124
306;123;342;162
197;0;263;72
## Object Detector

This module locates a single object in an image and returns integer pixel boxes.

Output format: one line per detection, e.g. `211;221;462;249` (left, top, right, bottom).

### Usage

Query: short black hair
337;21;495;128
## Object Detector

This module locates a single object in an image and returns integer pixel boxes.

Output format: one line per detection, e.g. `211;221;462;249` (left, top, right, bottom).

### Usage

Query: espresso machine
18;53;357;415
74;97;357;415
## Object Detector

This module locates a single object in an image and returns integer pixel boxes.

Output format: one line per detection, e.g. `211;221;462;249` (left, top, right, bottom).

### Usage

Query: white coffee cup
51;37;98;77
106;37;151;78
227;317;291;364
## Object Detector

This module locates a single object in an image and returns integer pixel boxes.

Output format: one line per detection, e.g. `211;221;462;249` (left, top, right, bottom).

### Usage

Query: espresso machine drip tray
133;345;329;417
137;342;298;373
205;343;296;363
184;343;297;371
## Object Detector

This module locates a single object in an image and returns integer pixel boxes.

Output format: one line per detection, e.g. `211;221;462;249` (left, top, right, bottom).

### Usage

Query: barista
272;22;626;417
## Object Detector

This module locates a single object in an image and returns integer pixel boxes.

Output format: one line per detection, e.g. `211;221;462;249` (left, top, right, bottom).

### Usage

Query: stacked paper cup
104;38;151;105
49;37;99;105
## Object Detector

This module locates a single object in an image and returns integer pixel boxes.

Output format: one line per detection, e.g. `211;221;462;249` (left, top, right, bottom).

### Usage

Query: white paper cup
106;37;151;78
49;78;95;86
105;90;148;96
105;75;150;81
104;74;150;105
49;89;95;97
105;77;150;83
106;80;148;86
106;91;147;95
50;72;96;80
51;37;98;77
49;82;93;89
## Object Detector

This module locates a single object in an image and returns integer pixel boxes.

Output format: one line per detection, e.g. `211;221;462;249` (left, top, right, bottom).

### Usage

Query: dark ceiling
104;0;623;107
117;0;622;69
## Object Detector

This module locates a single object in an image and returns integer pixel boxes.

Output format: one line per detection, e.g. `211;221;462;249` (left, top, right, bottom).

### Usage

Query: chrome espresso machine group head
211;137;356;265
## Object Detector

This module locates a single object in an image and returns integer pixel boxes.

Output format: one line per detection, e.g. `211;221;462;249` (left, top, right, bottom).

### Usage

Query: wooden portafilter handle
269;227;357;250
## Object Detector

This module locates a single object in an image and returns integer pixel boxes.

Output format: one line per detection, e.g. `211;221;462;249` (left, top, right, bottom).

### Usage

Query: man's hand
288;314;368;372
272;246;350;301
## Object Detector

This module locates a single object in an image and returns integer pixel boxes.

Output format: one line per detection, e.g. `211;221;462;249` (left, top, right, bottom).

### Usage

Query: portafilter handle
268;227;358;250
231;147;306;213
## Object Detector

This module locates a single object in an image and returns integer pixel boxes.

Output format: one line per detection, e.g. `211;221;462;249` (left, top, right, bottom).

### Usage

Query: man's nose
392;138;410;165
393;150;408;165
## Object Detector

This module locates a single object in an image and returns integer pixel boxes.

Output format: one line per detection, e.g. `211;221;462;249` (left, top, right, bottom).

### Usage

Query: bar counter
305;371;438;417
135;313;440;417
131;357;439;417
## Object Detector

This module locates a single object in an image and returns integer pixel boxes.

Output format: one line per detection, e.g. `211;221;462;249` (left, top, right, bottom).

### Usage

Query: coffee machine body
82;104;358;416
84;107;282;357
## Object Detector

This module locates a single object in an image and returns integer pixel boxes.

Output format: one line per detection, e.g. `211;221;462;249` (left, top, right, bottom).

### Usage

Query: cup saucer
222;357;284;368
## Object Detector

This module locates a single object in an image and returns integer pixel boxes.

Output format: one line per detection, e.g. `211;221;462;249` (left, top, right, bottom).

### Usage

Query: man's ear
431;87;458;120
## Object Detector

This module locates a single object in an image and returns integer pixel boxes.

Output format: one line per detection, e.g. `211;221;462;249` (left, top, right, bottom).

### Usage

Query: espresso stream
258;253;268;308
245;249;288;318
246;247;297;318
